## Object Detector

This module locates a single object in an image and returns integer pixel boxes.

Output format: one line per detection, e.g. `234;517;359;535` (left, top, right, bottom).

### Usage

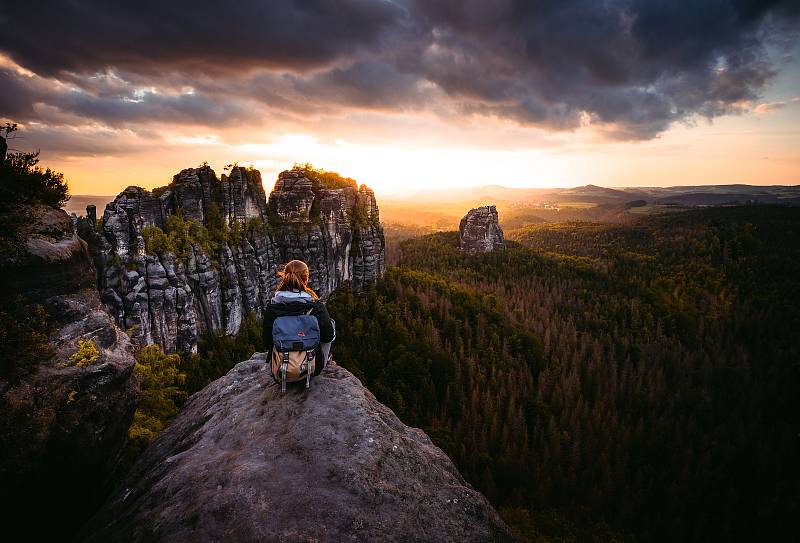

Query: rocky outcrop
82;354;513;543
81;166;385;353
269;170;384;295
0;206;138;541
459;205;506;253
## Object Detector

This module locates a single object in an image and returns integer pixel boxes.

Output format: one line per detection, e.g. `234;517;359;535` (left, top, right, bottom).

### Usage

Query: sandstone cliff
80;166;385;353
0;205;138;540
81;353;513;543
459;205;506;253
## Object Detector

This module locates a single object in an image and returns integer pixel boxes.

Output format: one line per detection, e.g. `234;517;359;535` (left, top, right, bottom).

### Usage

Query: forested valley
128;205;800;542
327;206;800;542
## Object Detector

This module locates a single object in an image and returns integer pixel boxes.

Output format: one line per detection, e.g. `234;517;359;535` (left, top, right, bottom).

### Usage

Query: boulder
459;206;506;253
81;354;513;543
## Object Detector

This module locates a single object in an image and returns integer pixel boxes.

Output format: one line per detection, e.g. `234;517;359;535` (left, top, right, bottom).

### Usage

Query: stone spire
459;205;506;253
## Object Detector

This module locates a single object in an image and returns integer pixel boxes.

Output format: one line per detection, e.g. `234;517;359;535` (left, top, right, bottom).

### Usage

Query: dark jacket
262;290;334;375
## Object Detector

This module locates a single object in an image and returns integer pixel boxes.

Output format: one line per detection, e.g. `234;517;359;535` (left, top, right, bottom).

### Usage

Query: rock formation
81;354;513;543
0;205;138;540
459;205;506;253
80;166;385;353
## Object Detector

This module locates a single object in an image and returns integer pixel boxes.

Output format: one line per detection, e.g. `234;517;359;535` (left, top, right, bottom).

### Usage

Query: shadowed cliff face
81;354;514;543
0;206;138;541
82;166;385;353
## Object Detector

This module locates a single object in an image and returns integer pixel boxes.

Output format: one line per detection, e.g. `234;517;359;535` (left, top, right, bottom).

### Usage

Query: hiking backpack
271;308;320;392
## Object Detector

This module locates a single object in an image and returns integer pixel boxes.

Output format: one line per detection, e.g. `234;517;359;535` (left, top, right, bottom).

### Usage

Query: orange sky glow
3;32;798;200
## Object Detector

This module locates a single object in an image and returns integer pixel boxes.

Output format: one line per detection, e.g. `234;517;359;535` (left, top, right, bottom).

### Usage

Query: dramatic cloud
1;0;798;141
0;1;403;76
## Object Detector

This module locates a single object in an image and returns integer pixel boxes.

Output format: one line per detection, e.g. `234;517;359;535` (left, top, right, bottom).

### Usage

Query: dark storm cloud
408;0;799;136
0;0;404;76
0;0;797;139
291;62;428;109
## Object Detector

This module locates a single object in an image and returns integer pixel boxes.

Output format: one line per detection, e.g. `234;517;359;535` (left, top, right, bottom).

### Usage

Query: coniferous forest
66;199;800;542
327;206;800;542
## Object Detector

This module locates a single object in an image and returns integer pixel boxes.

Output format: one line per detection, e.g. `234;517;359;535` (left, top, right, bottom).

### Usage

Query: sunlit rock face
459;205;506;253
0;205;138;541
81;166;385;353
80;354;513;543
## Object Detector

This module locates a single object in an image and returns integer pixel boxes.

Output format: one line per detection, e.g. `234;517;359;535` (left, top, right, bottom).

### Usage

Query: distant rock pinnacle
459;205;506;253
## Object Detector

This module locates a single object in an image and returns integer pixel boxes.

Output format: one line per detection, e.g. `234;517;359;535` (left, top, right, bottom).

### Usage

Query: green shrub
291;162;358;190
124;345;187;458
141;211;218;260
141;225;174;256
166;211;214;258
67;338;99;367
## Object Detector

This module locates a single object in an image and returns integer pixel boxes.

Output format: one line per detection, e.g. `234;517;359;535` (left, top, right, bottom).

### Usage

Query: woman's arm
313;301;335;344
262;305;277;352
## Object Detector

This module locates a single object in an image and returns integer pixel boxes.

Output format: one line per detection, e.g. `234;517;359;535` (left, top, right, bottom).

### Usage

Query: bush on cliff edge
0;124;69;212
123;345;187;465
0;124;70;237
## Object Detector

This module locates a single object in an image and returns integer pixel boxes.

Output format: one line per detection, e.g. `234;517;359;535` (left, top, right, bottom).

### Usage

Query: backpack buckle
305;350;314;388
280;351;289;393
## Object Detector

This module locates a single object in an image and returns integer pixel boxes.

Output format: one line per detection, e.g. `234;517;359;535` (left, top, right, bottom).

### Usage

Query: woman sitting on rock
262;260;336;383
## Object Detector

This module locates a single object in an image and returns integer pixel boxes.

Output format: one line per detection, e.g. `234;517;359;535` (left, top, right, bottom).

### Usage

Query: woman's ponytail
276;260;319;300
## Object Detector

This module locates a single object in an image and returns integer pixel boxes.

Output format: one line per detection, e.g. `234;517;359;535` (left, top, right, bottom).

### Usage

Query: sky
1;1;799;198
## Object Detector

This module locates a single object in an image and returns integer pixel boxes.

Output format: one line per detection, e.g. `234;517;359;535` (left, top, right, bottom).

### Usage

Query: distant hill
396;183;800;207
541;184;649;204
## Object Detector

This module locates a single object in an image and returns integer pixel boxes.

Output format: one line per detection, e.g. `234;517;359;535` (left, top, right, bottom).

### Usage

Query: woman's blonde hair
276;260;319;300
